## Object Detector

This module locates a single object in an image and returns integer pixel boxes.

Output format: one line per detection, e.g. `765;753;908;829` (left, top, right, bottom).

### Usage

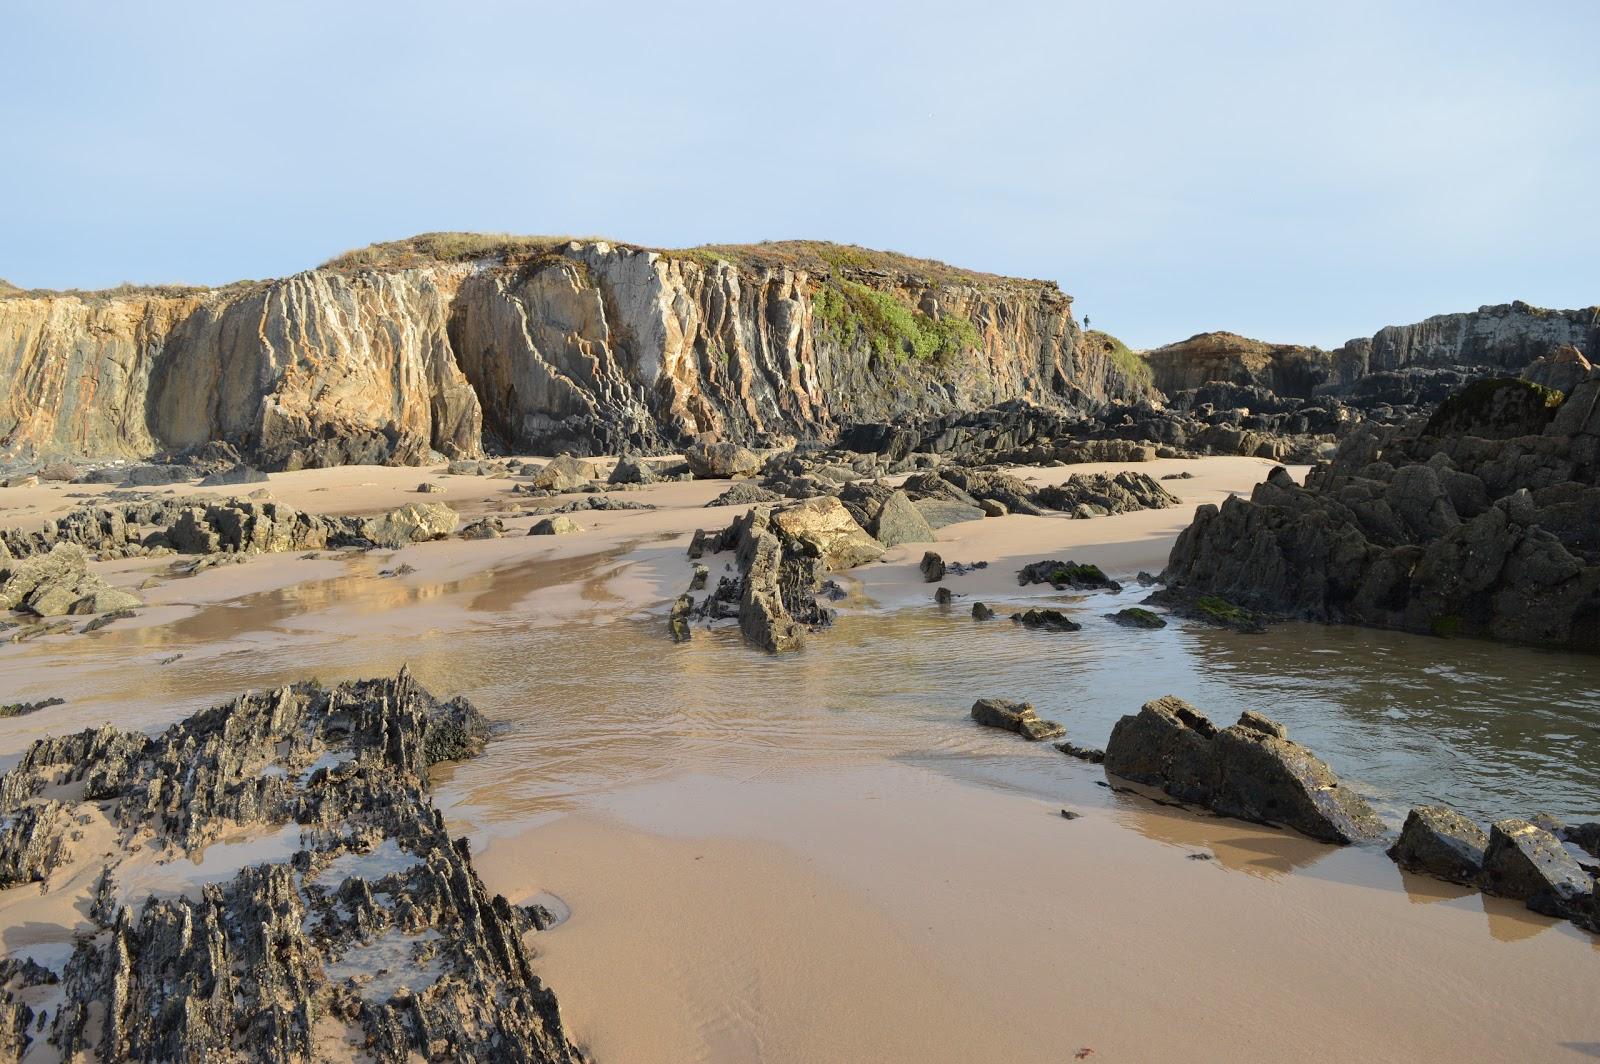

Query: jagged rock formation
1158;374;1600;650
1;238;1148;467
1103;696;1384;844
0;671;584;1062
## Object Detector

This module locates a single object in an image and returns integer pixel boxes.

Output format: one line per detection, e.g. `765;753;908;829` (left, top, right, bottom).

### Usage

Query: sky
3;1;1596;350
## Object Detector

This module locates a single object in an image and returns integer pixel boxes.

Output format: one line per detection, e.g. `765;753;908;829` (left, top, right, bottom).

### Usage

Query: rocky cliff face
1142;332;1334;398
0;239;1142;467
1142;303;1600;402
1334;302;1600;384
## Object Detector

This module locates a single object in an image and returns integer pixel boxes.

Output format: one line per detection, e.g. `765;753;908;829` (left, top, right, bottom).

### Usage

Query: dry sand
1;455;1595;1063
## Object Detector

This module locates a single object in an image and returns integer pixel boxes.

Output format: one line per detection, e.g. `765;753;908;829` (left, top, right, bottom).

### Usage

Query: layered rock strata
0;671;584;1062
1;240;1147;466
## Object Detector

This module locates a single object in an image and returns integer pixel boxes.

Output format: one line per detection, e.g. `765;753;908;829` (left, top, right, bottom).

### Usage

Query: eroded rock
1104;696;1384;843
970;698;1065;741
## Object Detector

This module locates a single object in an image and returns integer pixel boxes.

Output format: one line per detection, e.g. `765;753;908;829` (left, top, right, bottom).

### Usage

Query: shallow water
434;596;1600;828
2;553;1595;826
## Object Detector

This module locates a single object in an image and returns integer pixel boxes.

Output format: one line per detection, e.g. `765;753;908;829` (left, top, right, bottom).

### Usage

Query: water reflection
0;551;1594;835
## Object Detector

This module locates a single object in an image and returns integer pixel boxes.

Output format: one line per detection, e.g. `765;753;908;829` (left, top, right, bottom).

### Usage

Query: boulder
1387;805;1488;885
707;483;782;507
198;463;269;488
771;497;884;571
971;602;995;621
970;698;1065;741
1010;608;1081;632
870;489;935;547
360;503;459;547
912;498;985;529
1104;697;1384;843
1109;607;1166;628
66;586;143;616
1017;560;1121;591
529;516;582;536
37;463;80;483
1103;695;1219;803
459;517;505;540
528;454;597;492
0;544;91;611
685;439;762;479
920;551;946;583
609;455;661;485
1481;818;1595;916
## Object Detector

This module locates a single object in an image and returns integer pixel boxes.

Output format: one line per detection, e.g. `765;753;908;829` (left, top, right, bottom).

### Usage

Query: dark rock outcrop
1010;608;1082;632
1480;818;1596;918
1103;696;1383;844
1159;372;1600;650
1387;805;1489;885
1108;607;1165;629
1017;559;1120;591
0;672;584;1063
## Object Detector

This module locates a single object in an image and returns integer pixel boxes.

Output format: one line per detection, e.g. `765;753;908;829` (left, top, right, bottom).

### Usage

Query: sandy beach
0;454;1594;1063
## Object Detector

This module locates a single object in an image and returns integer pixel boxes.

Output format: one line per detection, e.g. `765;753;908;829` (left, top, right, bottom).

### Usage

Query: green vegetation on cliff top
1082;329;1154;389
1;233;1056;301
811;278;981;366
322;233;1053;290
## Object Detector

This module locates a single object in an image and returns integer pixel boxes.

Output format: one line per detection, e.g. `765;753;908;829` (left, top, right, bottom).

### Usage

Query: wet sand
1;455;1596;1063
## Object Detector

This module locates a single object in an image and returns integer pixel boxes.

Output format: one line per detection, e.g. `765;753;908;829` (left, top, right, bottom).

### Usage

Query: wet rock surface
1481;818;1596;918
1017;559;1121;592
1010;608;1082;632
0;671;585;1063
1387;805;1489;885
970;698;1065;741
1104;696;1384;844
676;499;878;652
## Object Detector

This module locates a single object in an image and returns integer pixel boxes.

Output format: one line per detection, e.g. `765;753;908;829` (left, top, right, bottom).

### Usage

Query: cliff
1141;303;1600;401
1334;301;1600;384
0;237;1145;467
1142;332;1333;398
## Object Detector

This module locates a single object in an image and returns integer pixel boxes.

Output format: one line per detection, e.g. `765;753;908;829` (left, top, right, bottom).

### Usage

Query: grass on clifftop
324;233;1053;291
811;278;980;366
1082;329;1154;389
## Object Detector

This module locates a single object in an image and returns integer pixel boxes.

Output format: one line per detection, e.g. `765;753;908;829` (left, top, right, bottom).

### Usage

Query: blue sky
4;1;1595;349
